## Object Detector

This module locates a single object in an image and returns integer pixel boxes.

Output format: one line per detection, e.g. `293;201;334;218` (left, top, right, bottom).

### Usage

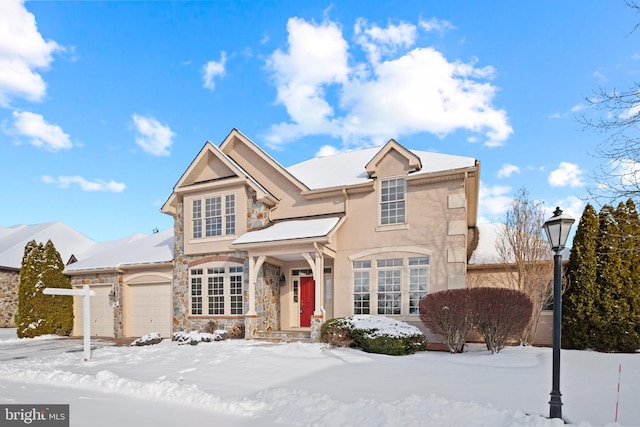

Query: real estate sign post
43;285;96;361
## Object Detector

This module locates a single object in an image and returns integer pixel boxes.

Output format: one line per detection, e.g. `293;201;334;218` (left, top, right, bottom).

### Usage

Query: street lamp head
543;207;575;252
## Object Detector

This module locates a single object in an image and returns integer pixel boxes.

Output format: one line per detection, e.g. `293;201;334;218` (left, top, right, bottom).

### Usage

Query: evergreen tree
563;204;599;349
612;200;640;351
17;239;74;338
41;240;74;335
592;203;640;352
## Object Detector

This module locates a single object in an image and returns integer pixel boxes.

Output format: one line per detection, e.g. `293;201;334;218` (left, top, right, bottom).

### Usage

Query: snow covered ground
0;328;638;427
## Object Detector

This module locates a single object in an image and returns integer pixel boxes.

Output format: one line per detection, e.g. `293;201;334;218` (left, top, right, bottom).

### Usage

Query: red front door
299;276;315;327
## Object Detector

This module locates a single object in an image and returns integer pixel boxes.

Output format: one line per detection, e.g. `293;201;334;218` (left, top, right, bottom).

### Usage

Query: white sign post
43;284;96;361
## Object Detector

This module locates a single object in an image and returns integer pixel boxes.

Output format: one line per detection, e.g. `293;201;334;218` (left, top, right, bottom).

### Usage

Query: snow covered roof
468;223;504;265
468;223;569;265
0;222;96;270
286;146;477;190
233;217;342;245
65;228;173;272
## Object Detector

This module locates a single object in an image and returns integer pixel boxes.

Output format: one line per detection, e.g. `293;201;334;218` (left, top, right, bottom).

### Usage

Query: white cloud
418;17;456;35
544;196;584;223
42;175;126;192
316;145;341;157
202;51;227;91
0;0;62;106
477;183;512;223
548;162;585;187
593;69;607;82
354;19;416;65
264;17;512;149
609;158;640;188
497;163;520;178
131;114;175;156
570;103;589;113
9;110;72;151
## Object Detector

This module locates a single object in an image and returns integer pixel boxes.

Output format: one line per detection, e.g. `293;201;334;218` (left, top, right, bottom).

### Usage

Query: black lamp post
542;207;575;420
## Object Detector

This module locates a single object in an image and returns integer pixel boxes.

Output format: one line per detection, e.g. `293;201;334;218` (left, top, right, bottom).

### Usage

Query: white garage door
128;283;171;337
74;285;114;337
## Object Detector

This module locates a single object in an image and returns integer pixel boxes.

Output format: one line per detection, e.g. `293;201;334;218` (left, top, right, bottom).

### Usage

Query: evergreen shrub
320;316;426;355
320;317;355;348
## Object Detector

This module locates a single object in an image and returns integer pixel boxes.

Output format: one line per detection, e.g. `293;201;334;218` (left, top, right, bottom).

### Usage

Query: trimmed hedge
420;288;532;354
419;289;473;353
469;288;532;353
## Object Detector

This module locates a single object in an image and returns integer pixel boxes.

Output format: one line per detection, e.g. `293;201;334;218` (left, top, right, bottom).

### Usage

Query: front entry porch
232;216;343;342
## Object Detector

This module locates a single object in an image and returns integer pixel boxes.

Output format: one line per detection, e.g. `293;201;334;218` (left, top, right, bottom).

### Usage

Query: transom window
352;256;429;316
380;177;406;225
190;265;244;315
192;194;236;239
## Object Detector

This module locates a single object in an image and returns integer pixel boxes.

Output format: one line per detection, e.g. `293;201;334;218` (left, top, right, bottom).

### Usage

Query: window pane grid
192;200;202;239
191;277;202;315
377;268;402;315
230;273;243;315
381;178;405;225
190;265;244;316
353;269;370;315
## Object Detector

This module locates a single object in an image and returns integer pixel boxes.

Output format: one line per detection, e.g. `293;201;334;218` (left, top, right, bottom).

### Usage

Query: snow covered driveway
0;328;638;426
0;329;114;361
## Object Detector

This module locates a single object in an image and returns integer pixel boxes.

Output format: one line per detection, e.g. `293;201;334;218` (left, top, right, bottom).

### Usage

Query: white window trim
188;192;237;242
189;262;244;316
378;176;407;228
352;255;430;317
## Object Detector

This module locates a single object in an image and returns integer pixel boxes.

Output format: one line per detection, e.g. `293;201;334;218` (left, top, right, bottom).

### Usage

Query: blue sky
1;0;637;241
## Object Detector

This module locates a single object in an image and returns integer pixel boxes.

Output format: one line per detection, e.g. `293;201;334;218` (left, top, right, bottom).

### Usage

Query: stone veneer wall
0;269;19;327
69;272;123;337
255;263;281;333
172;200;248;333
247;188;269;230
172;191;281;337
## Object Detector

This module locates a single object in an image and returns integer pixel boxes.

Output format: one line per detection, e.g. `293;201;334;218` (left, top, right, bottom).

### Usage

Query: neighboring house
466;223;569;346
0;222;95;327
160;129;480;341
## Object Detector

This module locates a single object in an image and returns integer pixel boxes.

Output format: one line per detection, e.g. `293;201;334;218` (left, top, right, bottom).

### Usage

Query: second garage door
73;284;114;337
128;282;172;337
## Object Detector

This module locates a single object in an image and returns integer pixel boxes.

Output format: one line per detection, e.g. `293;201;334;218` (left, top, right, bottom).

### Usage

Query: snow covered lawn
0;328;638;426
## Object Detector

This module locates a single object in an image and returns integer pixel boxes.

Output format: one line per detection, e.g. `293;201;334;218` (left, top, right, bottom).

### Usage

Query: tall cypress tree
563;204;599;349
612;200;640;351
17;240;74;338
41;239;74;336
594;204;623;351
17;240;45;338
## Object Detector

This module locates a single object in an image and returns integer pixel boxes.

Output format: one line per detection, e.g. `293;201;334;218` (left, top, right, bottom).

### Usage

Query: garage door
128;283;171;337
73;285;114;337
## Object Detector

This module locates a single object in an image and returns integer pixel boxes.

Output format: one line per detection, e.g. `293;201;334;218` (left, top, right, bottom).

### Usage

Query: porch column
248;255;266;316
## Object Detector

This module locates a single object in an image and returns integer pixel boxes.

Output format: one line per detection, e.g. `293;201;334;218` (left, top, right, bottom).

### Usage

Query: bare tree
579;1;640;203
494;188;554;345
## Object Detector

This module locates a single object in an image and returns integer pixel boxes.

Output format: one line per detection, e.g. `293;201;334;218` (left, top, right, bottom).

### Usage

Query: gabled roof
65;228;173;273
161;136;277;215
287;145;477;190
365;139;422;178
0;222;96;270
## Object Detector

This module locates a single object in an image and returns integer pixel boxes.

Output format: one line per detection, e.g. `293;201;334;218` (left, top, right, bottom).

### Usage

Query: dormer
365;139;422;179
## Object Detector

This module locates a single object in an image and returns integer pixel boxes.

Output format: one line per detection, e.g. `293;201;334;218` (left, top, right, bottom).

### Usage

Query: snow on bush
320;315;426;355
130;332;163;347
172;330;227;345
